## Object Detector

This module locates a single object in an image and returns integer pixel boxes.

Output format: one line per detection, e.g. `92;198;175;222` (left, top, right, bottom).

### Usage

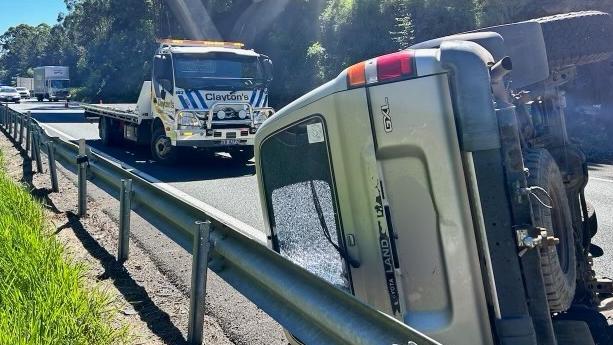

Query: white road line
28;109;84;114
39;123;78;141
591;177;613;184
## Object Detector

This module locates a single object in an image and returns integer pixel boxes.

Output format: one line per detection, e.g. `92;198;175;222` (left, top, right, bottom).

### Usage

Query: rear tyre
535;11;613;69
230;147;254;165
99;116;121;146
37;96;43;102
151;126;177;164
525;149;577;312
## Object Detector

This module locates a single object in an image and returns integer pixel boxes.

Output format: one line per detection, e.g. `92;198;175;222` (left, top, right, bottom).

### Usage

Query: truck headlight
178;112;201;128
238;110;248;119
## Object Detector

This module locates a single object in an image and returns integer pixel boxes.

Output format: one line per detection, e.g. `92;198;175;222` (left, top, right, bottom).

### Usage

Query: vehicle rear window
260;116;352;292
1;87;16;92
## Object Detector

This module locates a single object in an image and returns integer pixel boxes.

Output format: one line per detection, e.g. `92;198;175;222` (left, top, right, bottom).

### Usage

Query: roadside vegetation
0;151;127;344
0;0;611;105
0;0;611;157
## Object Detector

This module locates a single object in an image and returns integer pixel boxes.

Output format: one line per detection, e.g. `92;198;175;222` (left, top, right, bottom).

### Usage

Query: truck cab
150;39;274;162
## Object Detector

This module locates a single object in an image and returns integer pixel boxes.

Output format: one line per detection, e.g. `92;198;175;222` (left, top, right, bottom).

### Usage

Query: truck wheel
151;127;177;163
99;117;120;146
37;96;43;102
525;149;577;313
535;11;613;70
230;147;254;165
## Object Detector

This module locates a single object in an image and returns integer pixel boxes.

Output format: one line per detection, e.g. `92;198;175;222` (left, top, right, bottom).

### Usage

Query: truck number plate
221;139;241;145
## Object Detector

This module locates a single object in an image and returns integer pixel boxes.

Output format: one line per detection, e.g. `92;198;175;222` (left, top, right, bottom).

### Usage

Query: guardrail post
12;112;17;139
47;140;59;192
77;139;88;216
11;112;16;138
18;113;25;146
25;112;31;152
187;221;211;345
33;130;44;173
9;111;14;137
117;179;133;262
1;104;5;127
5;109;9;133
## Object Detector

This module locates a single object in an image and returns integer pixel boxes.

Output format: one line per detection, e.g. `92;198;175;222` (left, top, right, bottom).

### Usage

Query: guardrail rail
0;103;442;345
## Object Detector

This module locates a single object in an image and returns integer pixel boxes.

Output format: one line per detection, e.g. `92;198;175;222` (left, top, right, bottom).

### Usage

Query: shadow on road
30;111;89;124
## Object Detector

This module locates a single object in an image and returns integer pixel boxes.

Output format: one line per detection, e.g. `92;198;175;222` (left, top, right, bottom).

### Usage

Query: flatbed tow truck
82;39;275;164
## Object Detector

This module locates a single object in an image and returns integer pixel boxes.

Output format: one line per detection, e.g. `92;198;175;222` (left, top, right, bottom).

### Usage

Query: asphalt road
8;99;613;341
9;100;283;345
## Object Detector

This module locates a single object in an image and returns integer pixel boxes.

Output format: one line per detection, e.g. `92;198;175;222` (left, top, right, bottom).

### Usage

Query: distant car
0;86;21;103
15;87;30;99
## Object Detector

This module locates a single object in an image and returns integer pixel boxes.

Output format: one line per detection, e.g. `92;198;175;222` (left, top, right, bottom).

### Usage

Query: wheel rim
155;136;172;158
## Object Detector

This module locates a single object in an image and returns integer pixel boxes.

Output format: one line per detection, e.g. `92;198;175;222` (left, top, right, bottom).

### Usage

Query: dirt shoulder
0;130;232;344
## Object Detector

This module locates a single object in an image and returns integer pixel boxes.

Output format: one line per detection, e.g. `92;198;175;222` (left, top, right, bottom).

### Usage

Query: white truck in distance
82;39;275;164
33;66;70;102
16;77;34;91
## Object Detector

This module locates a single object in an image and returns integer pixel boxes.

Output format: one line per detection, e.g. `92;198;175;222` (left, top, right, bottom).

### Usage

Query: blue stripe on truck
178;95;190;109
194;91;208;110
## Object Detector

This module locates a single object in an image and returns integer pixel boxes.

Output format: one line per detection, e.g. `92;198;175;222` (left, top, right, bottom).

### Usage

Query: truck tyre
99;116;120;146
525;149;577;312
151;126;177;164
535;11;613;70
230;147;254;165
37;96;43;102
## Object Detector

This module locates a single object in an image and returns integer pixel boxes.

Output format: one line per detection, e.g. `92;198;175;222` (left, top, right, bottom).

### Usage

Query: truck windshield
49;80;69;89
174;53;264;90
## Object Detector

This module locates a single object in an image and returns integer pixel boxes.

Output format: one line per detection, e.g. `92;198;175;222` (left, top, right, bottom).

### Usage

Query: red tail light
377;51;414;81
346;50;416;88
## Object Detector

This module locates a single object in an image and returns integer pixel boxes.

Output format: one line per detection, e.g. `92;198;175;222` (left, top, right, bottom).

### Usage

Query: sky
0;0;67;35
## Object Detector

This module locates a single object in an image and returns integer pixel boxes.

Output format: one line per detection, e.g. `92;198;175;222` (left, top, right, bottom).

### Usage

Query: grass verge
0;150;128;344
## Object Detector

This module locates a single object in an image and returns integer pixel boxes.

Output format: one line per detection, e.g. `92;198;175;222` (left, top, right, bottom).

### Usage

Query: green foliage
0;152;128;345
0;0;609;106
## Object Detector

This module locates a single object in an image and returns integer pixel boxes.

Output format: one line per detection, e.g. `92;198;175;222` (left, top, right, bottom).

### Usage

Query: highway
8;100;613;342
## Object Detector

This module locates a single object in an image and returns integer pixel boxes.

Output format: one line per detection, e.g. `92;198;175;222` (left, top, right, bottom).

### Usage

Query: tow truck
82;39;275;164
255;11;613;345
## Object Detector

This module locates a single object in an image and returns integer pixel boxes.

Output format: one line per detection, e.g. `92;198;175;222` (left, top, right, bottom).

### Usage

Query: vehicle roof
162;46;260;57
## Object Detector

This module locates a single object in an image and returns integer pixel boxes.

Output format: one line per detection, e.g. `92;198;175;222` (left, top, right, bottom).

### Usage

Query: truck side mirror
160;79;173;96
262;58;273;83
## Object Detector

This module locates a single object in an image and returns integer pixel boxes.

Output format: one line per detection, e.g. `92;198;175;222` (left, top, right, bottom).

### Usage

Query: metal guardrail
0;104;442;345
